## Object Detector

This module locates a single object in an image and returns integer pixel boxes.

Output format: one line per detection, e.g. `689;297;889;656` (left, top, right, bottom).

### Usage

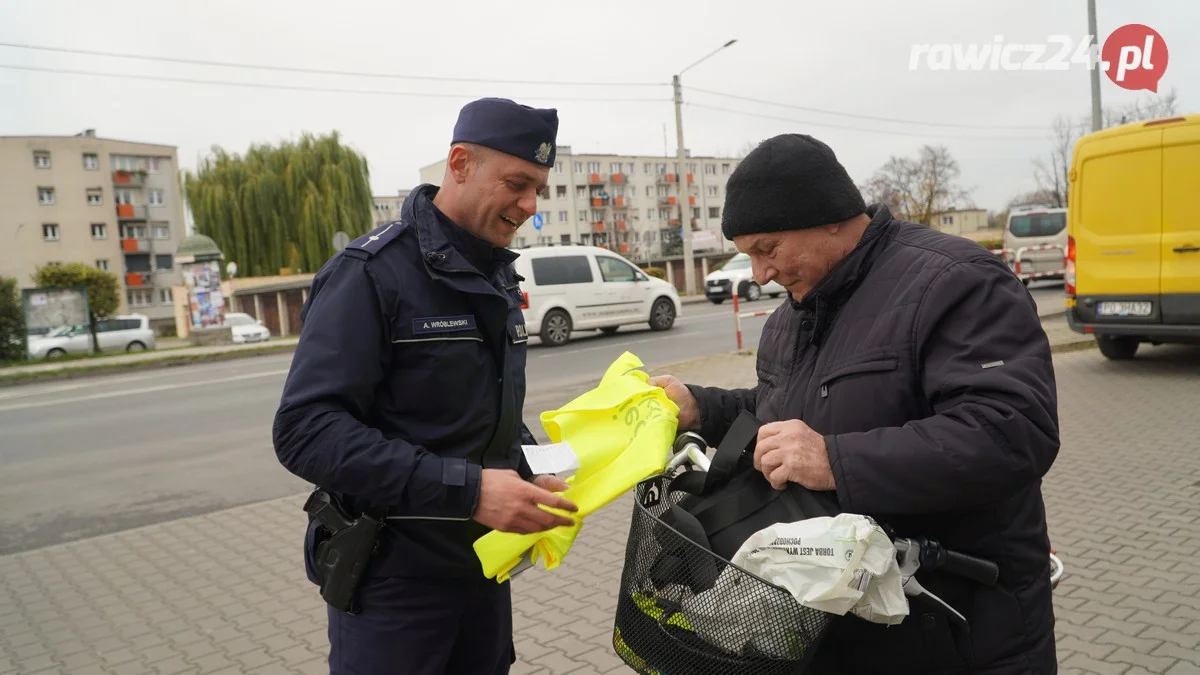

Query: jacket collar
791;204;897;343
402;184;519;277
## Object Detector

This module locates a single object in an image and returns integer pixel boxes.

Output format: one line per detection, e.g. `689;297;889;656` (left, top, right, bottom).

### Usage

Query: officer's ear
446;144;474;184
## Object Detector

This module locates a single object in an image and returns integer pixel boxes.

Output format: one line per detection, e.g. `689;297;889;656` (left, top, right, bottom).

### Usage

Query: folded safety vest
473;351;679;582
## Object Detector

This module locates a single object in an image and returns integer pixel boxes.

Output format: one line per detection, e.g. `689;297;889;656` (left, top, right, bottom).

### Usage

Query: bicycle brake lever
894;538;970;632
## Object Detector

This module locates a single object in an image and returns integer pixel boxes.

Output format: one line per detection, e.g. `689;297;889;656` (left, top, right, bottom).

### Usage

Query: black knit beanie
721;134;866;240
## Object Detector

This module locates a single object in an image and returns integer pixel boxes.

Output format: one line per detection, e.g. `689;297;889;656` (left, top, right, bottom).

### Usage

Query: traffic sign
532;213;543;231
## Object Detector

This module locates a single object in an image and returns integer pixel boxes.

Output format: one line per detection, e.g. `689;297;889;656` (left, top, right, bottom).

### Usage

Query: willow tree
183;131;374;277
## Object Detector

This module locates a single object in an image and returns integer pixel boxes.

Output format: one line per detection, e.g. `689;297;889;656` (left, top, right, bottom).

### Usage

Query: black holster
303;489;384;614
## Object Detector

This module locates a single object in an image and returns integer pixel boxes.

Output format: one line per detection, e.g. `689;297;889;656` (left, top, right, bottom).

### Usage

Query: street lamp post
674;39;737;298
1087;0;1102;131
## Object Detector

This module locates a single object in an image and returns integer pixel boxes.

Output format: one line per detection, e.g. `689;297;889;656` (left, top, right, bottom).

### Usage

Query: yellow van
1066;114;1200;359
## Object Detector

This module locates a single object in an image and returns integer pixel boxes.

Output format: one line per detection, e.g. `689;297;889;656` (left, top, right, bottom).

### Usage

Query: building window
707;185;719;197
127;289;154;307
556;185;567;198
692;207;701;219
537;186;550;199
147;158;161;173
34;151;51;169
45;261;62;268
560;234;571;245
38;188;55;205
577;210;587;222
722;163;731;174
155;254;174;270
573;162;583;173
587;161;601;173
647;209;657;221
112;155;141;171
121;224;147;239
87;189;103;205
554;163;564;174
159;288;173;305
704;164;717;176
92;223;107;239
557;211;568;223
709;207;720;219
152;223;170;239
43;224;60;241
610;162;623;174
657;185;670;198
656;163;667;174
149;189;164;206
83;153;99;170
96;259;109;271
575;186;587;200
645;186;653;197
114;189;134;205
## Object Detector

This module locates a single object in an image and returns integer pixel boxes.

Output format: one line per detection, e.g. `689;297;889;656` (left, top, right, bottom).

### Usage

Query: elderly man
274;97;578;674
650;134;1059;673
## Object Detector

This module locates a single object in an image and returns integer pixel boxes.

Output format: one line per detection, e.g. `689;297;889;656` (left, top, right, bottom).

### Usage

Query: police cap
452;97;559;168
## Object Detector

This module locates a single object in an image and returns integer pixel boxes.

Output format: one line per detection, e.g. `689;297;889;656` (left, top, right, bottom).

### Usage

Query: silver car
27;314;157;359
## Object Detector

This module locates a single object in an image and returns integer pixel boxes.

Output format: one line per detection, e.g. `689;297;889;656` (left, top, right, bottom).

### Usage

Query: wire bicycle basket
612;467;834;674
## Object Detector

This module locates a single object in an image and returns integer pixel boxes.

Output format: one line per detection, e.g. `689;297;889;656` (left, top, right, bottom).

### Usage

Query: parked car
27;314;156;359
1066;114;1200;359
225;312;272;344
704;252;785;304
511;245;683;347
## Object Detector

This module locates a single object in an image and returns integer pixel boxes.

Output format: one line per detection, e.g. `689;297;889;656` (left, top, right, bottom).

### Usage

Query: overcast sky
2;0;1194;215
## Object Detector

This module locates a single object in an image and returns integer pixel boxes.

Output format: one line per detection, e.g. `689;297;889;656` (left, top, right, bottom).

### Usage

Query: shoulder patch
347;220;407;257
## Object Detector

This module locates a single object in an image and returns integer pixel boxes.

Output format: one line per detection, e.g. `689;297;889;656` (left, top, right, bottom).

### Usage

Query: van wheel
126;341;146;352
649;298;676;331
1096;335;1139;360
541;310;572;347
742;282;761;301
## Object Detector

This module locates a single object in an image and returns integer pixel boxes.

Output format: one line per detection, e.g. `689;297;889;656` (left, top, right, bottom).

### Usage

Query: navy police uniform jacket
273;184;535;580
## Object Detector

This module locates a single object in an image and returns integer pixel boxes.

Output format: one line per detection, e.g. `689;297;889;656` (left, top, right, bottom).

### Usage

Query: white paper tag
521;442;580;477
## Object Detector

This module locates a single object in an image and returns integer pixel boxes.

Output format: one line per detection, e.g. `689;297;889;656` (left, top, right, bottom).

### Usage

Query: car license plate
1097;301;1152;317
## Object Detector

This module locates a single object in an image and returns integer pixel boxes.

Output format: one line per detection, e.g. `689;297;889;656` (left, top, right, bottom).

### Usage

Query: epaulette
344;220;407;259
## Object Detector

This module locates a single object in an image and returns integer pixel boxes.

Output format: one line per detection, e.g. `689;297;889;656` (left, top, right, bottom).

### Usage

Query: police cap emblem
535;142;553;165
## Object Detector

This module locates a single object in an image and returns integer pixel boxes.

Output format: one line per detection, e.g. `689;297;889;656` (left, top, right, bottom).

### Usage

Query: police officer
273;97;579;674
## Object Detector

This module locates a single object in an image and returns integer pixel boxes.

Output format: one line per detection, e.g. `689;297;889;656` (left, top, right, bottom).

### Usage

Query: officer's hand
647;375;700;431
753;419;836;491
474;469;579;534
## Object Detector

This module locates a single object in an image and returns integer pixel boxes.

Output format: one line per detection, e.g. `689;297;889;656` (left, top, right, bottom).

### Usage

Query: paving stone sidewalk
2;341;1199;674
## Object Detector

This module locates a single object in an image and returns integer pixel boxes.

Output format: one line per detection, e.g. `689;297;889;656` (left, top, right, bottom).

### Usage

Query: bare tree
861;145;972;225
1104;88;1179;127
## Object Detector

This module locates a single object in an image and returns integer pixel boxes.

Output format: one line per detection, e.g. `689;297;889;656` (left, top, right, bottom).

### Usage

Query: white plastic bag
731;513;908;625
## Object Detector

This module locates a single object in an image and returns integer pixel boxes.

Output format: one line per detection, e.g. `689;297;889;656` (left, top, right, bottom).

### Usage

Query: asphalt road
0;285;1064;555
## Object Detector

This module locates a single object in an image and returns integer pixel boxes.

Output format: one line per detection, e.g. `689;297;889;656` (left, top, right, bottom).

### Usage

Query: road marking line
0;370;290;413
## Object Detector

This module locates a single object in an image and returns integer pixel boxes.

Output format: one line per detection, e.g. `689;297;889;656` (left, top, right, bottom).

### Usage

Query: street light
1087;0;1102;131
673;38;737;298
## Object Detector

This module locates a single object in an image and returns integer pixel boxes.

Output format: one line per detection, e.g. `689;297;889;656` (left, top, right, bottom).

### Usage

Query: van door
1074;131;1162;322
1161;124;1200;324
593;255;647;322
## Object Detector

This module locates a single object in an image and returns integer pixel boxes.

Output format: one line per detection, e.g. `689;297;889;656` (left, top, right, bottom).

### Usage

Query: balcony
668;196;678;206
656;173;674;184
591;196;610;207
112;170;147;187
120;237;150;253
615;220;627;231
618;243;630;254
613;196;627;208
686;173;695;183
592;221;606;232
688;195;697;205
125;271;150;287
116;203;148;221
588;173;606;184
610;173;626;184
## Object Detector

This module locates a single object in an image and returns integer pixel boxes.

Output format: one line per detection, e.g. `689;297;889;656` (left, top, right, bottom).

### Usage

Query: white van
1005;206;1068;284
512;245;683;347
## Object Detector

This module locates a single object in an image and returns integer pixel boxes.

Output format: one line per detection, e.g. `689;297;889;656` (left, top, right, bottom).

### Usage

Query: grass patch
0;342;298;387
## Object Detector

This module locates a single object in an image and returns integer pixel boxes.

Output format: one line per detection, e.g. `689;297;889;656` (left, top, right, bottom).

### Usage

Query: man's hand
473;469;578;534
647;375;700;431
752;420;836;491
531;474;571;493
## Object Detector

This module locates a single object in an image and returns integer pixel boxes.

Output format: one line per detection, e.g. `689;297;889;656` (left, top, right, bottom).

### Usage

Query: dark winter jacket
688;204;1060;674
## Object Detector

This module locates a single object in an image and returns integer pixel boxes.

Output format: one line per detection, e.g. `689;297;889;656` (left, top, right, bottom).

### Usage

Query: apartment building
418;146;741;262
0;129;186;331
372;189;411;227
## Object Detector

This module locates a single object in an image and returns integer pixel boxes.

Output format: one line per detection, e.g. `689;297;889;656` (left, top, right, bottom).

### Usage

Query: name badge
413;315;477;335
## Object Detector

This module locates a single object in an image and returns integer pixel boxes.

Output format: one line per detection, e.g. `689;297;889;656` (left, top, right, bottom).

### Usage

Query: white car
511;245;683;347
704;252;785;304
225;312;272;344
28;314;156;359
